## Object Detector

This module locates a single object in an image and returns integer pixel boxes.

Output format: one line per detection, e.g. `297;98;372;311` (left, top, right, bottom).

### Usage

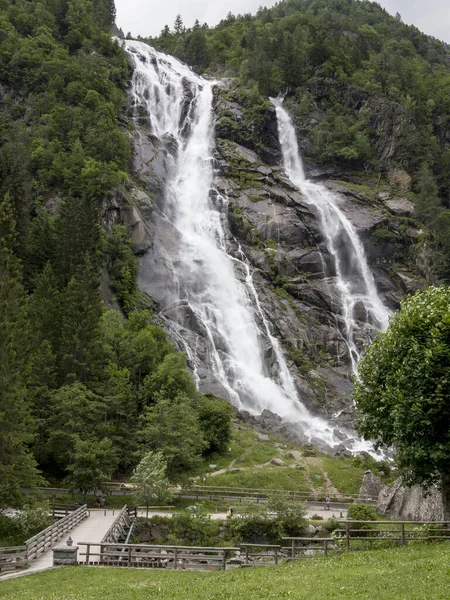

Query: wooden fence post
400;523;405;547
291;539;295;558
174;547;178;570
274;548;278;565
346;522;350;552
324;539;328;557
85;544;90;565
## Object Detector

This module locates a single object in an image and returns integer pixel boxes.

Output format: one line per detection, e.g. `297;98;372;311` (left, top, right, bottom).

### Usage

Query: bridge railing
25;503;88;562
100;505;133;544
0;546;28;573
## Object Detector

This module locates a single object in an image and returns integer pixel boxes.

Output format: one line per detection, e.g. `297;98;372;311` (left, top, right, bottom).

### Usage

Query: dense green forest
146;0;450;278
0;0;232;508
2;0;450;509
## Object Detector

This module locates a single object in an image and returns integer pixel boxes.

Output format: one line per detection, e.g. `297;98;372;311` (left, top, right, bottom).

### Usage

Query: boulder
384;196;415;217
359;472;445;521
270;458;287;467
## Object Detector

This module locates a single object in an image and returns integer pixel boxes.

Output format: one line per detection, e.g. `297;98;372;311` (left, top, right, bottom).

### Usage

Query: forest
146;0;450;278
0;0;232;508
2;0;450;508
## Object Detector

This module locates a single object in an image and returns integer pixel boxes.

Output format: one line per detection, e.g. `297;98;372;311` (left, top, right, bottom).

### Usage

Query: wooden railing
283;520;450;558
25;504;88;562
51;504;81;519
101;506;133;544
335;520;450;551
173;485;376;504
77;542;240;570
240;543;282;565
0;546;28;573
283;537;334;557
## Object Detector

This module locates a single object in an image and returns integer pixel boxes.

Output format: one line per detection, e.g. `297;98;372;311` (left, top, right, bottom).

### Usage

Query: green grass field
1;543;449;599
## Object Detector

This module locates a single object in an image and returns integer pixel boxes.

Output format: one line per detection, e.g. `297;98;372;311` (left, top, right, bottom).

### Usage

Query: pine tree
0;194;41;506
415;163;442;230
58;256;106;385
174;14;183;34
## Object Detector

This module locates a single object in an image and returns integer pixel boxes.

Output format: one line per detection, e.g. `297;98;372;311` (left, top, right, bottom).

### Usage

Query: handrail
175;485;376;502
101;505;131;544
25;503;88;563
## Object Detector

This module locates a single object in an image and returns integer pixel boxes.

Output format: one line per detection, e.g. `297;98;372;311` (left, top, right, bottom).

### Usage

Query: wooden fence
335;520;450;551
283;520;450;558
77;542;240;570
25;503;88;562
173;485;376;504
0;546;28;573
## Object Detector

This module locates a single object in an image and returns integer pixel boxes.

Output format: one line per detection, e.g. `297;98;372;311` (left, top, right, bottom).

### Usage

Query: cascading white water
272;99;390;374
124;40;346;446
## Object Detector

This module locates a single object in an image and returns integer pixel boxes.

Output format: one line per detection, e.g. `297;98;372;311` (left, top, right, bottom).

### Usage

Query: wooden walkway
0;510;117;581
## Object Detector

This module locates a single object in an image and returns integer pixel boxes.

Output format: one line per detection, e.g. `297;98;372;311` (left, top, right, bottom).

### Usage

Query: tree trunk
441;475;450;522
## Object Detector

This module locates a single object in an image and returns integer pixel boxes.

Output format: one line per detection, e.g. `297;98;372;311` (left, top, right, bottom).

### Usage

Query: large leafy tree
353;286;450;517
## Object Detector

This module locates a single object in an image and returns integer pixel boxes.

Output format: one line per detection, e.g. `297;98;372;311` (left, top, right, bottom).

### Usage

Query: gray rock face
359;472;444;521
119;74;414;445
384;196;415;217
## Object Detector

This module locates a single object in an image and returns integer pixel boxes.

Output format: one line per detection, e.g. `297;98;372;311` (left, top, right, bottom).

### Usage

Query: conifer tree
0;194;41;506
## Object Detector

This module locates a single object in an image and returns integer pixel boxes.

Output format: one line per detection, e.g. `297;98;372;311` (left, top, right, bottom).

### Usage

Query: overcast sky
115;0;450;43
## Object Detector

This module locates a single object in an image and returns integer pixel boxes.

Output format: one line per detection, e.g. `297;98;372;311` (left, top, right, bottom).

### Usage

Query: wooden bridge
0;505;121;580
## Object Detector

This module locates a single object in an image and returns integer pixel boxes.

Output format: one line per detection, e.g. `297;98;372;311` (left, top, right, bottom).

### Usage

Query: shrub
347;503;378;536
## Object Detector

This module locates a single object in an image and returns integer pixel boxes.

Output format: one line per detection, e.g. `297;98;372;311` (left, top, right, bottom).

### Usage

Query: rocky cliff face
360;472;444;521
109;79;425;436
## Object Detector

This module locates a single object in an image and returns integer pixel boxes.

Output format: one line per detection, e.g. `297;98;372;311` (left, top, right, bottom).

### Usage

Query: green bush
0;503;52;546
347;503;378;536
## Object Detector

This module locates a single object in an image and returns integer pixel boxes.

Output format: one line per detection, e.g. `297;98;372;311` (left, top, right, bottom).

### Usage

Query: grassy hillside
200;421;391;496
1;543;449;599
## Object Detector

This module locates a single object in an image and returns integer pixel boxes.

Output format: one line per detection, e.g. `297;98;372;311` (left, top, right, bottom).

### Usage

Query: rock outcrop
359;471;444;521
114;75;422;442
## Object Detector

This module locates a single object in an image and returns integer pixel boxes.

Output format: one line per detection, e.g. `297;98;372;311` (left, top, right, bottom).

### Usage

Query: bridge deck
0;509;116;581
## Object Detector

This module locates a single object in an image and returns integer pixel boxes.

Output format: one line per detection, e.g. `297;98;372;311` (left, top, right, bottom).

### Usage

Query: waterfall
272;99;390;374
124;40;346;447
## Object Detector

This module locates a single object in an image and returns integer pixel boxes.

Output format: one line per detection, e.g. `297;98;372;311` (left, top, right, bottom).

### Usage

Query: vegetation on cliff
0;0;232;507
147;0;450;279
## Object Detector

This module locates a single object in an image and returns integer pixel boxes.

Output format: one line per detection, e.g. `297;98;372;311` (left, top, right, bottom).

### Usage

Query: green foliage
231;493;307;543
0;503;52;546
139;394;207;481
106;224;138;313
347;503;378;532
0;195;43;507
130;451;172;516
198;395;233;455
354;286;450;513
66;437;116;498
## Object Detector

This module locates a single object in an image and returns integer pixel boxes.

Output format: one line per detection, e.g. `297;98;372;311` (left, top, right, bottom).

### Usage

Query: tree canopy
353;286;450;517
